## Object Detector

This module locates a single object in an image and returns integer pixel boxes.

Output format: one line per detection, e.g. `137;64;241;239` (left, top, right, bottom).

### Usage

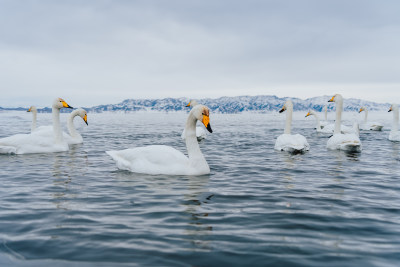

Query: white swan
388;104;400;141
275;100;310;153
181;100;207;141
319;105;329;129
0;98;73;154
27;106;37;133
358;107;383;131
107;104;213;175
34;108;88;145
327;94;362;152
305;110;332;134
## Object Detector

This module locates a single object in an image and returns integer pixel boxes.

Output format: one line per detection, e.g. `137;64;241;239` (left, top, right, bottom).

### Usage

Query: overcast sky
1;0;400;107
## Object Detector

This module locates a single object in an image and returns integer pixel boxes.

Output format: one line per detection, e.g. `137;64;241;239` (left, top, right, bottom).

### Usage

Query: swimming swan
305;110;332;134
327;94;362;152
275;100;310;153
388;104;400;141
27;106;37;133
0;98;73;154
107;104;213;175
181;100;207;141
34;108;88;145
359;107;383;131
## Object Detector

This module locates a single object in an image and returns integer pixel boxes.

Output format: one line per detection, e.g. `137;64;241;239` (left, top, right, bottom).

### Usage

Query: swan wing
106;145;193;175
327;133;362;152
0;133;68;154
275;134;310;152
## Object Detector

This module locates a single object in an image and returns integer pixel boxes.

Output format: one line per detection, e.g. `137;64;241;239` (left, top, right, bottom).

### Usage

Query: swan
359;106;383;131
327;94;362;152
27;106;37;133
107;104;213;175
305;110;332;134
275;100;310;153
319;105;329;129
0;98;73;154
181;100;207;141
388;104;400;141
34;108;88;145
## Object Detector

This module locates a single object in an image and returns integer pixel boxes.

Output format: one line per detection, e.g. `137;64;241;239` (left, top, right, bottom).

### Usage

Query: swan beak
305;112;310;117
62;101;73;109
27;108;31;112
202;115;213;133
279;106;286;113
83;114;88;125
186;102;191;107
359;108;364;113
388;107;392;112
328;96;335;102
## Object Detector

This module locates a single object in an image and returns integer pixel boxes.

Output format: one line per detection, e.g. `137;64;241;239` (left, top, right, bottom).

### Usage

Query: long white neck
324;105;328;121
52;107;63;143
185;112;209;172
67;110;80;138
392;105;399;133
312;112;321;130
31;110;37;133
284;105;293;134
363;109;368;123
334;96;343;134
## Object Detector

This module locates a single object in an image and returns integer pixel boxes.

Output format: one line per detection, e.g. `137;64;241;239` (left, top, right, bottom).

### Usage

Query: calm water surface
0;111;399;266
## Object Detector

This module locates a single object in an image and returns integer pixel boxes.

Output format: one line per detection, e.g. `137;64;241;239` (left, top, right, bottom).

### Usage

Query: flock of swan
0;94;399;175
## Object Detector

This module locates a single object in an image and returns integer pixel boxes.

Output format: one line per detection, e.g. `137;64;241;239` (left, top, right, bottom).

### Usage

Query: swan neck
392;106;399;132
31;110;37;132
284;105;292;134
364;109;368;123
67;110;79;138
314;113;321;129
334;97;343;134
52;107;63;143
185;112;208;170
324;105;328;121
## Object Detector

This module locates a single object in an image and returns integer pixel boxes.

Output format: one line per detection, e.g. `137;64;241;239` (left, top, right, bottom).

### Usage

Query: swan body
107;104;213;175
275;100;310;153
33;108;88;145
327;94;362;152
181;100;207;141
0;98;73;154
359;107;383;131
388;104;400;141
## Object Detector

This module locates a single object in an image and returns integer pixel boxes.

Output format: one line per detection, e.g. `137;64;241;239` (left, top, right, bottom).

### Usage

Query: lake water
0;110;399;266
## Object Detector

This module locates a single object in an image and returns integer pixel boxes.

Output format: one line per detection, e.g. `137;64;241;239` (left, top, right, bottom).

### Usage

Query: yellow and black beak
328;96;335;102
27;108;31;112
388;107;393;112
279;106;286;113
186;102;191;107
305;112;310;117
83;114;88;125
202;115;212;133
62;100;73;109
359;108;364;113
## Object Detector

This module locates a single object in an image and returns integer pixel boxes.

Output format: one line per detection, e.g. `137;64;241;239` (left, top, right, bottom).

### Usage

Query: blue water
0;111;400;266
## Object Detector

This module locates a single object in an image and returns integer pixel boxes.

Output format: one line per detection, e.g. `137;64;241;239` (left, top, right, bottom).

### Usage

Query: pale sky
1;0;399;108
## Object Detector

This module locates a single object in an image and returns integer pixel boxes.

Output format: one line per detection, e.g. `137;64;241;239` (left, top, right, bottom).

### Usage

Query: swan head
389;104;397;112
186;100;199;107
328;94;342;102
75;108;88;125
305;110;314;117
27;106;37;113
192;105;212;133
279;100;293;113
53;98;73;110
359;107;366;113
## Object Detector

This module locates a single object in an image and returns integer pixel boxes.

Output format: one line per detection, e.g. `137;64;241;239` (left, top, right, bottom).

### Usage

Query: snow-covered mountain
86;95;390;113
0;95;390;113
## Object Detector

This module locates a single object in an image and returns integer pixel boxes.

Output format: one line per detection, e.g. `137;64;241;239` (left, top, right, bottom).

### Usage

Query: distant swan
359;106;383;131
388;104;400;141
107;104;213;175
327;94;362;152
0;98;73;154
320;105;329;128
181;100;207;141
34;108;88;145
305;110;332;134
27;106;37;133
275;100;310;153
